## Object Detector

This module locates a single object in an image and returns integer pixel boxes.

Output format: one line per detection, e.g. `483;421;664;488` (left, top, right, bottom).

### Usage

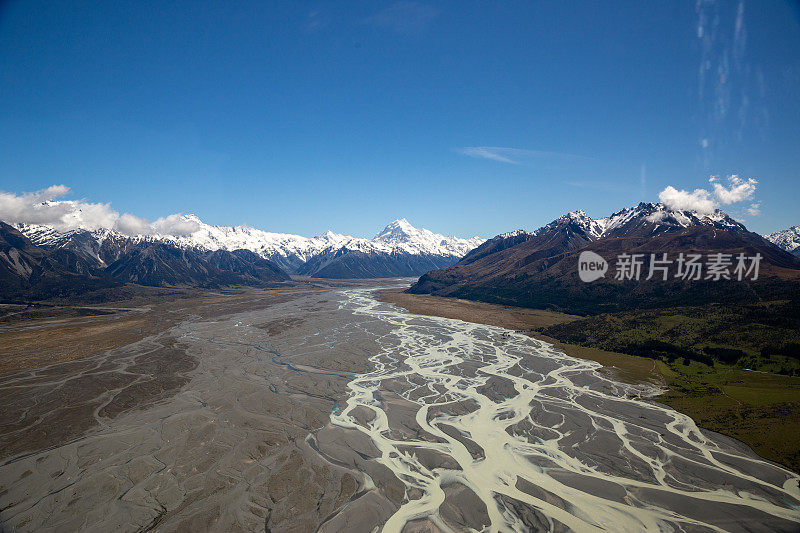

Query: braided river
321;288;800;532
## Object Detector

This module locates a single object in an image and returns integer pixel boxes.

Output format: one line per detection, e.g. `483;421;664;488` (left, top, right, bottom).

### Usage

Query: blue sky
1;0;798;237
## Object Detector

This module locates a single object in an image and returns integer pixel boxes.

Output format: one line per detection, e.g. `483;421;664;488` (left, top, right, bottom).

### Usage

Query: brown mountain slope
1;221;292;300
0;222;119;300
410;208;800;315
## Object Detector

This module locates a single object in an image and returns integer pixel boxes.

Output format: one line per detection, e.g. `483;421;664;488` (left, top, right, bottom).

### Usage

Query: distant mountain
296;248;458;278
17;217;484;279
16;224;139;274
105;243;291;287
409;203;800;315
458;229;537;266
159;216;484;277
1;221;291;300
371;218;483;257
765;226;800;258
292;219;484;278
0;222;118;300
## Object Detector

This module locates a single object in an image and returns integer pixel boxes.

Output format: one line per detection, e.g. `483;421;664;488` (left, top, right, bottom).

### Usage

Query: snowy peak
16;215;486;275
172;216;486;274
489;202;750;250
595;202;744;236
320;229;344;240
497;229;532;240
564;209;589;220
374;218;418;243
535;209;604;240
14;223;74;247
369;218;484;255
765;226;800;256
181;213;203;224
529;202;746;242
559;210;604;239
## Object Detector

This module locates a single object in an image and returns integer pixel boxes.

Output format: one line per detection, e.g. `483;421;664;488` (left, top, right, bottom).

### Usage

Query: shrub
703;347;747;365
761;343;800;361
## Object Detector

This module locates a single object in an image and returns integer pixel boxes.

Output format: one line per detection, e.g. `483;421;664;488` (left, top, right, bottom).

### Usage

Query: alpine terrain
1;217;484;299
410;202;800;314
765;225;800;258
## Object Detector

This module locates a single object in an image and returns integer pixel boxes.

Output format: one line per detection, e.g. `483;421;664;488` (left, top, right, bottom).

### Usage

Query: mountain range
154;215;485;274
4;204;799;307
16;217;483;278
410;203;800;315
1;217;484;300
0;221;292;300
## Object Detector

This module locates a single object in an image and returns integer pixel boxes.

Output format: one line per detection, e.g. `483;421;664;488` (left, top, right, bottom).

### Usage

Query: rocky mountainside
0;221;291;300
290;219;483;278
765;225;800;257
17;217;484;279
0;222;119;300
409;203;800;315
104;243;291;287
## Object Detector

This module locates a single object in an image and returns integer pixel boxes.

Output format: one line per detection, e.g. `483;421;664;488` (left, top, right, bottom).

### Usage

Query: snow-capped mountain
524;203;745;242
15;216;485;279
497;229;533;239
0;221;290;300
373;218;484;256
157;216;484;276
410;201;800;314
764;226;800;257
427;203;751;271
155;215;347;272
466;204;745;253
594;202;745;237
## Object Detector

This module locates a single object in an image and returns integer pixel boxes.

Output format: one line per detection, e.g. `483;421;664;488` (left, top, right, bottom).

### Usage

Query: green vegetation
538;300;800;472
541;299;800;376
654;361;800;473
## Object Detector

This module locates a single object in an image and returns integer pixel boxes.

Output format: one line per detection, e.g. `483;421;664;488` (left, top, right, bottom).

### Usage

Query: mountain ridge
409;203;800;315
765;225;800;258
16;216;485;278
0;221;293;300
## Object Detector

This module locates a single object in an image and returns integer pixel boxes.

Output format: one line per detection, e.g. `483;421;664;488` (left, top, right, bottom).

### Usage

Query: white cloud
710;174;757;204
458;146;519;164
39;184;71;200
0;185;118;231
457;146;587;164
646;211;667;223
658;186;717;214
0;185;199;236
151;214;200;236
657;174;760;216
364;2;440;35
114;213;155;236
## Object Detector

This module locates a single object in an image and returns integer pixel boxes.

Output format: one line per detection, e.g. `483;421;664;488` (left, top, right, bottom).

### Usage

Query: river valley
1;284;798;532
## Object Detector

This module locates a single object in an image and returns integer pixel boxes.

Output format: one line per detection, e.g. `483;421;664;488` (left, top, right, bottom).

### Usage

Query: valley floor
378;289;800;473
2;281;798;532
0;281;380;531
